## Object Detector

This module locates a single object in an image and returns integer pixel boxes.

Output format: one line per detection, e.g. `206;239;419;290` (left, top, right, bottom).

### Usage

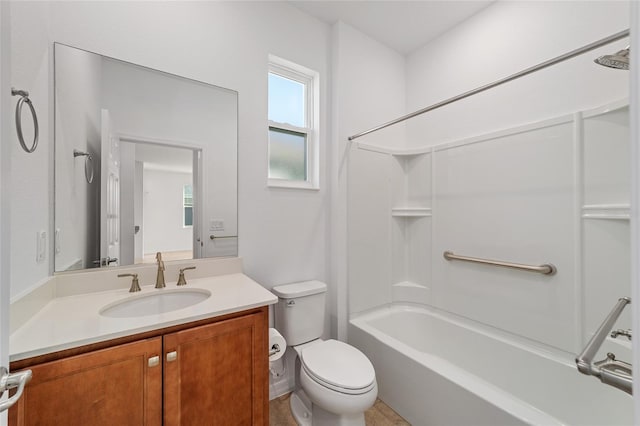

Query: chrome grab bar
443;251;557;275
576;297;632;395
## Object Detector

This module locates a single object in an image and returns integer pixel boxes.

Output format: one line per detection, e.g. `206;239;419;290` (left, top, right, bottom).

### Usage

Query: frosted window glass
269;73;305;127
184;207;193;227
183;184;193;227
269;128;306;180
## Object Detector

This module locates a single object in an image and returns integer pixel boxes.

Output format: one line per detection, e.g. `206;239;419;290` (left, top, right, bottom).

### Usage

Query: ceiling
289;1;494;55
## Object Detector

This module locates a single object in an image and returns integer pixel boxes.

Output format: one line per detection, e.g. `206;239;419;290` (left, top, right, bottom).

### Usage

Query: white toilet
272;280;377;426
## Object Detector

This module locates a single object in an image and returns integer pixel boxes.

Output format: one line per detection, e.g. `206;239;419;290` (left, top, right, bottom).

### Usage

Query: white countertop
10;272;277;361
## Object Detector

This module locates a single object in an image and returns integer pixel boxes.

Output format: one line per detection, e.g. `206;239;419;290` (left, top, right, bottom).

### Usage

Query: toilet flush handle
287;300;295;307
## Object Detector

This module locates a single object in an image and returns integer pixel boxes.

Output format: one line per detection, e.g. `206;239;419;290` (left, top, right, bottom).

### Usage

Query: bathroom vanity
8;258;275;425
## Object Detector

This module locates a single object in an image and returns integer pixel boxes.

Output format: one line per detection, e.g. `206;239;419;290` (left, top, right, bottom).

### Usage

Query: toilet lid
300;339;375;391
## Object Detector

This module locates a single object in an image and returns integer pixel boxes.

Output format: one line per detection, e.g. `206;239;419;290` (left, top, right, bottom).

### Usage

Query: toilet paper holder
269;343;281;357
268;328;286;361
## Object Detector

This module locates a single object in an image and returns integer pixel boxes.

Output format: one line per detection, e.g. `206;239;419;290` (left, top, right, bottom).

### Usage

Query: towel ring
11;88;39;154
73;149;94;183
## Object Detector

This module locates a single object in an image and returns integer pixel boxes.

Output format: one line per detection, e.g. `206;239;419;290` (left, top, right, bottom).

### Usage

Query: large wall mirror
54;43;238;272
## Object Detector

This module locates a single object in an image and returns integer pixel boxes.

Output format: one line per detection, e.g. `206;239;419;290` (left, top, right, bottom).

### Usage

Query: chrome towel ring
73;149;94;183
11;88;39;153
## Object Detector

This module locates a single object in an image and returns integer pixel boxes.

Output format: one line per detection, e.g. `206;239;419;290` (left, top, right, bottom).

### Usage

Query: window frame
267;55;319;190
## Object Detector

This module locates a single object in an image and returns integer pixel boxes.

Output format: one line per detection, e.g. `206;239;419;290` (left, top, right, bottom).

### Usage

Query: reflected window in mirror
267;55;319;190
183;184;193;227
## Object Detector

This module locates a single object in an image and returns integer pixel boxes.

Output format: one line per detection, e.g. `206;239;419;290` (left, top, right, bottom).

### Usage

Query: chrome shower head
594;46;630;70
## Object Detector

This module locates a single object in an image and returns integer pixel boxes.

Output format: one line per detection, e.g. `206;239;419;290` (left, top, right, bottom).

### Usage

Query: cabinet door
163;310;268;426
9;337;162;426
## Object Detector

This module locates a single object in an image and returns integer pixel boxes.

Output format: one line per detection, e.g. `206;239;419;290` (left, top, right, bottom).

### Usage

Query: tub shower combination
346;30;634;425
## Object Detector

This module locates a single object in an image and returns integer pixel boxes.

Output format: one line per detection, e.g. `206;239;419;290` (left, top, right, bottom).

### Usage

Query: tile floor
269;393;410;425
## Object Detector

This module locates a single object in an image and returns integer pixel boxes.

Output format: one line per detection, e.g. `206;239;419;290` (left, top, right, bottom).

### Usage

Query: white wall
1;4;12;415
405;1;629;147
331;22;406;337
119;141;136;265
9;2;330;301
143;169;192;254
134;161;144;262
54;43;102;271
9;1;53;298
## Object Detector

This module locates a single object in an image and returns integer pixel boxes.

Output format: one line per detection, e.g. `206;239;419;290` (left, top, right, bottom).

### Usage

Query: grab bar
576;297;632;395
443;251;557;275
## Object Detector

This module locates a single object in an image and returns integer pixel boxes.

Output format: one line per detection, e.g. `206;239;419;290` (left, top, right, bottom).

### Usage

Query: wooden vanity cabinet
164;312;268;425
9;337;163;426
9;307;268;426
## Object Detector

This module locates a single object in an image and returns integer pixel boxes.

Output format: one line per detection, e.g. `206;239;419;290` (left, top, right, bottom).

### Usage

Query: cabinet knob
148;356;160;368
166;351;178;362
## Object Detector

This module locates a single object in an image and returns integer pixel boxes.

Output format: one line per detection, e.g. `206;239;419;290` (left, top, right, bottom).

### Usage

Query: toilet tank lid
272;280;327;298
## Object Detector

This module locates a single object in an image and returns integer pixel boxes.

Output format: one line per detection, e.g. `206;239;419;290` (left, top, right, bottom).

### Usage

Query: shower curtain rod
348;28;630;141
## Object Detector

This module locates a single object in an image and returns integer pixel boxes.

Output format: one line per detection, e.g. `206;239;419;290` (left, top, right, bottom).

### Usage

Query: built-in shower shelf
356;141;431;156
392;207;432;217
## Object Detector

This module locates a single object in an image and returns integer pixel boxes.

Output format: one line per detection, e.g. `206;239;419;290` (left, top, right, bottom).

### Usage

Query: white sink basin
100;288;211;318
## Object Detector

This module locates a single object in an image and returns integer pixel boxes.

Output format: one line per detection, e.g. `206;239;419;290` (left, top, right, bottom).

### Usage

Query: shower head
594;46;630;70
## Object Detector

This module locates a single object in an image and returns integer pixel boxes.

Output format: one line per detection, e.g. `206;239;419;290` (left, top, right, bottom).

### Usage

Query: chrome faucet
155;252;166;288
576;297;633;395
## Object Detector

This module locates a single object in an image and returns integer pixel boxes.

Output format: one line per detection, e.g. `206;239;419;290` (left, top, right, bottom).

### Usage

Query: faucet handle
611;329;632;341
177;266;196;286
118;273;141;293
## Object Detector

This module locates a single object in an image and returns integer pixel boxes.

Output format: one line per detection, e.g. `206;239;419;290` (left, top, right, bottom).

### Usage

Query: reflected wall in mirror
54;43;238;272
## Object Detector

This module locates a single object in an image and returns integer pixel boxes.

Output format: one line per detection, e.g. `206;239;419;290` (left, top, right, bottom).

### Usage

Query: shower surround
347;99;631;424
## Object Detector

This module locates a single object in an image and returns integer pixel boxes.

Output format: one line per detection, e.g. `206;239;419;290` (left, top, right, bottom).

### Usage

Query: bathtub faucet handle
611;329;632;341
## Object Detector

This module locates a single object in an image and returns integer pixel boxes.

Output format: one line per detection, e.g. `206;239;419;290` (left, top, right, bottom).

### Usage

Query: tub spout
593;353;633;395
576;297;633;395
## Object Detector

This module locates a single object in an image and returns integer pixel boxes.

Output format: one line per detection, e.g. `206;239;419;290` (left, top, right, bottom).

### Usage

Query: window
183;184;193;227
268;55;319;189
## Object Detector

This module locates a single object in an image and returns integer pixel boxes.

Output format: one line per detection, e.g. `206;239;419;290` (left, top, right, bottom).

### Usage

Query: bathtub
349;304;632;426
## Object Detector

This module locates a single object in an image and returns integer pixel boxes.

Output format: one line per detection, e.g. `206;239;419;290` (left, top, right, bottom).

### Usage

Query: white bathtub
349;304;632;426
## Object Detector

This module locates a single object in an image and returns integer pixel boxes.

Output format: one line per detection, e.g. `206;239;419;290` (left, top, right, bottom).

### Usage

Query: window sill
268;179;319;191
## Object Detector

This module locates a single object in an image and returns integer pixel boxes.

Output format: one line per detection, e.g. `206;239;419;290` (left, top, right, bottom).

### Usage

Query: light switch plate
36;230;47;263
210;219;224;232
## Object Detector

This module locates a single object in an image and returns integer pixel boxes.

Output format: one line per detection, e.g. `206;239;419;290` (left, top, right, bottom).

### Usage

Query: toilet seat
300;339;376;395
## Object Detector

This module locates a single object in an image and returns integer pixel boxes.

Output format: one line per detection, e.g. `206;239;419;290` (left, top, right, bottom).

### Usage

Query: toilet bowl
300;339;377;415
272;281;378;426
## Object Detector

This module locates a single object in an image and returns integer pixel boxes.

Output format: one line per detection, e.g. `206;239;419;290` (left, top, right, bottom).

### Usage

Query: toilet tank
272;281;327;346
